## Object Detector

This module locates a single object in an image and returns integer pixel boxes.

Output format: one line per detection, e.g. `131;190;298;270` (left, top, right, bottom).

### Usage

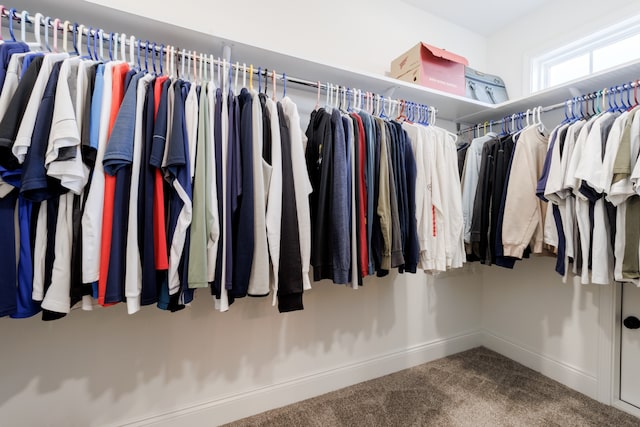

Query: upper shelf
16;0;640;125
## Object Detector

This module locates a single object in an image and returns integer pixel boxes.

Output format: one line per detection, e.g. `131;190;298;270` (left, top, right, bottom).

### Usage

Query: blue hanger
625;83;633;110
8;8;16;41
258;67;262;93
85;27;93;59
379;96;387;119
151;42;157;74
144;40;150;73
136;39;142;70
159;44;164;75
282;72;286;98
108;32;114;61
94;29;101;61
72;23;79;55
346;88;352;111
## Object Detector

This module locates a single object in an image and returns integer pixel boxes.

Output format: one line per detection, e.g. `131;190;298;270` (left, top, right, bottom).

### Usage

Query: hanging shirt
330;108;350;284
247;89;270;296
97;62;130;306
0;55;44;171
305;108;333;282
12;52;69;165
233;88;255;298
281;97;313;291
277;101;303;312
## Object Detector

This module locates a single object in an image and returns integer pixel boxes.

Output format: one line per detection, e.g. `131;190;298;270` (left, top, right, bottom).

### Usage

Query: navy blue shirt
232;88;255;298
21;61;65;201
403;130;419;274
0;189;18;317
140;78;158;305
103;72;145;303
0;41;29;88
212;88;224;298
0;55;43;171
165;80;193;309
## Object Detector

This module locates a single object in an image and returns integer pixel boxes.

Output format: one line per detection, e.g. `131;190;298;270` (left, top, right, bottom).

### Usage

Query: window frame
531;16;640;93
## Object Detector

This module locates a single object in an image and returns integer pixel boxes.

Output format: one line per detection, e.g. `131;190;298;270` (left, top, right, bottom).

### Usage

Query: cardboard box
391;42;468;96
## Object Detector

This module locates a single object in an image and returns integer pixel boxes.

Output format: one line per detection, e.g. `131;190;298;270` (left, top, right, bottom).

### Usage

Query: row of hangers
461;80;640;141
562;81;640;123
1;6;444;123
318;83;438;126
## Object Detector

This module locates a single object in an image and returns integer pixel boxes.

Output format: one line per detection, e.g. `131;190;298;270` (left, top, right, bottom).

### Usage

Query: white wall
480;257;602;398
79;0;488;77
486;0;640;99
0;1;487;426
1;272;482;426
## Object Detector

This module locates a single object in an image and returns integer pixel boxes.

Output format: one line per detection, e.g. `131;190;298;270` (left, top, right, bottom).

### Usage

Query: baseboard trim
480;330;598;399
613;400;640;419
120;331;481;426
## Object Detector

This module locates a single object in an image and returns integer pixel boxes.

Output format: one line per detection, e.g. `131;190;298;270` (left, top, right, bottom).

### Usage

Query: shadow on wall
0;272;399;422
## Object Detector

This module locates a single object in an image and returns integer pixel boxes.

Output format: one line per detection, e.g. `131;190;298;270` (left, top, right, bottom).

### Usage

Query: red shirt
351;113;369;278
152;76;169;270
98;62;130;306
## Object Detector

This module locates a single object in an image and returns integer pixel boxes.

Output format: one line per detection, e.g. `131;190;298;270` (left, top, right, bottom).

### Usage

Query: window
531;17;640;93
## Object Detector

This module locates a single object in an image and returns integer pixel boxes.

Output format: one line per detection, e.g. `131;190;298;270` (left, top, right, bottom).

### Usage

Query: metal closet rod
459;80;640;135
1;6;438;115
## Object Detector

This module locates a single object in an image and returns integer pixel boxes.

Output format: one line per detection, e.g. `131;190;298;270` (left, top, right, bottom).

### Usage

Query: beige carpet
224;347;640;427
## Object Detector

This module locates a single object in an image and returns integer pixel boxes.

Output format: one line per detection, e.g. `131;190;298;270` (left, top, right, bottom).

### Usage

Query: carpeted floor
224;347;640;427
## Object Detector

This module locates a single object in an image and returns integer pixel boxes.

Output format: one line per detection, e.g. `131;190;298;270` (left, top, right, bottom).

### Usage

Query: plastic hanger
128;35;135;66
62;21;70;53
282;72;287;98
145;41;151;73
87;27;96;59
314;81;321;110
20;10;27;45
52;19;60;52
7;8;15;41
396;100;407;122
44;17;54;52
209;54;214;84
272;70;277;101
33;13;43;50
119;33;126;63
96;29;104;60
0;6;5;42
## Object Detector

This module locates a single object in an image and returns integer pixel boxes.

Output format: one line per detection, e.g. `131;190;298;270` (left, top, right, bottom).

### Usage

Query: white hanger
33;13;43;50
112;32;118;61
62;20;71;53
97;29;104;61
129;35;135;66
242;63;247;89
52;19;60;52
210;54;215;85
120;33;126;63
77;25;85;57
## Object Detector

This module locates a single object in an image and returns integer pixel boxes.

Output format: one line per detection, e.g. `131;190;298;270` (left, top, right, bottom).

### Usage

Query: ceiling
402;0;553;36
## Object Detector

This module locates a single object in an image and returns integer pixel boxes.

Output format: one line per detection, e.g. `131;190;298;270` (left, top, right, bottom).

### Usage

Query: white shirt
281;97;313;292
125;73;155;314
265;98;283;306
46;56;88;195
247;90;271;296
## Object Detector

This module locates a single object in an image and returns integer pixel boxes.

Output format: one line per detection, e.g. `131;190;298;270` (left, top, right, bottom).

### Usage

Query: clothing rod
458;81;640;135
1;7;438;115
